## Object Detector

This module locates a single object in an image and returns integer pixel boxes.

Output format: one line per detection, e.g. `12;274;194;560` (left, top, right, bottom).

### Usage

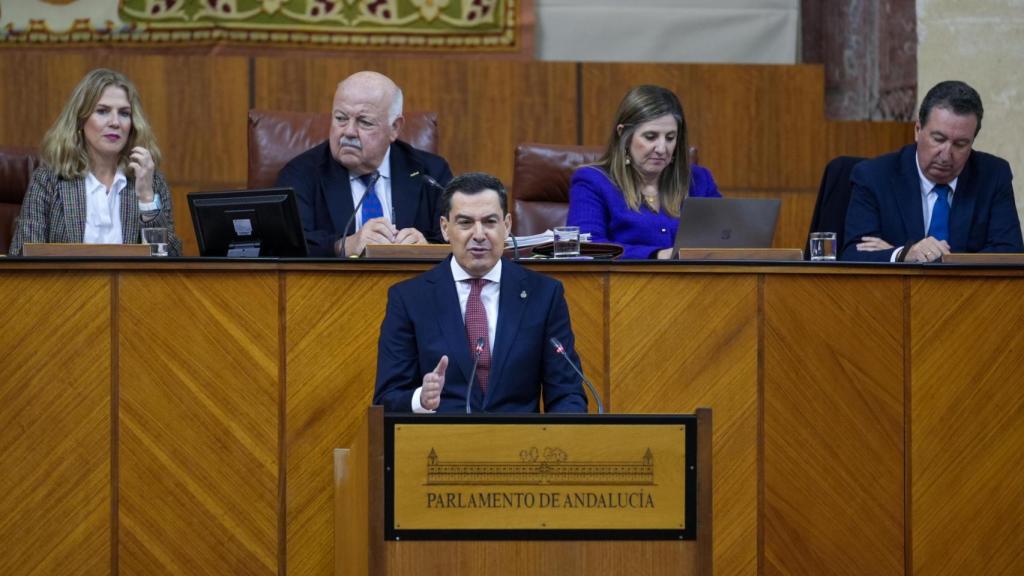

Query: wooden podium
334;406;712;576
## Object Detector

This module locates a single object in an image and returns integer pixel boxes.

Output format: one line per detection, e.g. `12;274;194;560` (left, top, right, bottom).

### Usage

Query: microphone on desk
339;170;381;258
550;337;604;414
419;172;445;193
508;234;521;261
466;337;486;415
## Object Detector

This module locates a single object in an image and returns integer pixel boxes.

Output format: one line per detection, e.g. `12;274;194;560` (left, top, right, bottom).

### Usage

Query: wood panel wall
0;52;912;256
5;262;1021;576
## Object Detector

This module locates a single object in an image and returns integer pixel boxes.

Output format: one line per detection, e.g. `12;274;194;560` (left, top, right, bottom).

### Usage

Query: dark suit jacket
842;144;1023;261
275;140;453;257
374;257;589;414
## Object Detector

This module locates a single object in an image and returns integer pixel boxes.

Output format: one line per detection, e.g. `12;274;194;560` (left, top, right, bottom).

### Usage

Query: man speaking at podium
374;173;589;414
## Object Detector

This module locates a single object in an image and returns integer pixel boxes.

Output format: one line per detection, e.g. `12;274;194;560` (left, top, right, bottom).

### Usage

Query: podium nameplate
384;414;697;540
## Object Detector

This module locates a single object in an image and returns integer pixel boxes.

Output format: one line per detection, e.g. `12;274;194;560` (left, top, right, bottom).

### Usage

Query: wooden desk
1;259;1021;576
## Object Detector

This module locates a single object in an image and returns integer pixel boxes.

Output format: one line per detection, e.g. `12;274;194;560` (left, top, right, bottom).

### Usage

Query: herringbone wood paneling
119;272;279;575
609;273;758;576
385;541;698;576
286;272;408;576
764;275;904;576
910;277;1024;576
0;272;111;576
547;272;607;412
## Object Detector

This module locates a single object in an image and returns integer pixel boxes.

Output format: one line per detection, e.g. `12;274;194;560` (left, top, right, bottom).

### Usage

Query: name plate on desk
22;243;151;257
677;248;804;261
941;253;1024;265
363;243;451;259
385;415;697;540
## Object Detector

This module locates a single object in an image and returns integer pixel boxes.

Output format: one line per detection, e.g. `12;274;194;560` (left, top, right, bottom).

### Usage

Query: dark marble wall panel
802;0;916;121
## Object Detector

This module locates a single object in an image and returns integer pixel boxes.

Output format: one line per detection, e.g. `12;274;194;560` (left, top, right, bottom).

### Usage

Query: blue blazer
566;165;721;259
374;257;589;414
842;144;1022;261
275;140;453;256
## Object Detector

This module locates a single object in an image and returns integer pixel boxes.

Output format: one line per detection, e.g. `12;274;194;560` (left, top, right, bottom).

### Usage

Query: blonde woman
10;68;181;256
566;85;720;259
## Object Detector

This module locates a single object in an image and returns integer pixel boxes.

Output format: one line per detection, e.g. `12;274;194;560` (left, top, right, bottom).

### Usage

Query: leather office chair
510;143;701;236
247;109;440;189
805;156;865;259
0;146;41;254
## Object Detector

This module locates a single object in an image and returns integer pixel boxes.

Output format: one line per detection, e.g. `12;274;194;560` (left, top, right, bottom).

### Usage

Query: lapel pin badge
520;290;527;299
409;170;420;177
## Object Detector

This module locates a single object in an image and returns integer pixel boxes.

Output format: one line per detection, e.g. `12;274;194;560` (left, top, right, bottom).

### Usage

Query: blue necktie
928;184;950;242
359;173;383;223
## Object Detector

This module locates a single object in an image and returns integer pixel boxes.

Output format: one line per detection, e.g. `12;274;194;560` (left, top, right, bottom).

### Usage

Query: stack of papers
505;230;591;248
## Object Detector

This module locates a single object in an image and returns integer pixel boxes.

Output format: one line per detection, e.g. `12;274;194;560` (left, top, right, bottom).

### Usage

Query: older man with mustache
276;71;453;257
842;80;1022;262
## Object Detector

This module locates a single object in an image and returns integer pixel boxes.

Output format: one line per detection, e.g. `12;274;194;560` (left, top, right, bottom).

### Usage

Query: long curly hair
41;68;161;179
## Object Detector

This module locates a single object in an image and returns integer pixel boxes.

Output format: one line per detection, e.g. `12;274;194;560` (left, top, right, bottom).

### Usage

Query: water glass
141;227;169;257
808;232;837;261
553;226;581;258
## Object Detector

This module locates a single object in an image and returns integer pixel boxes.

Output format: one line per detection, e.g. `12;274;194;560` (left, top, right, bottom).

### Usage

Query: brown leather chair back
0;147;41;254
247;109;439;189
511;144;701;237
511;143;603;236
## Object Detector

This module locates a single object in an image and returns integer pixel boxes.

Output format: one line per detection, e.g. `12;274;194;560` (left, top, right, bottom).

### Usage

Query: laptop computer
673;197;781;254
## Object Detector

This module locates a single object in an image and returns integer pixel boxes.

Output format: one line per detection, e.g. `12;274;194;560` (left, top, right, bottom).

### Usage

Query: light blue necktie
359;173;383;223
928;184;950;242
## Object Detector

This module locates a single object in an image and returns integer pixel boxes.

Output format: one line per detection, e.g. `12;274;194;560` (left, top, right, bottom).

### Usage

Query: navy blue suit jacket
374;257;589;414
843;144;1022;261
275;140;453;257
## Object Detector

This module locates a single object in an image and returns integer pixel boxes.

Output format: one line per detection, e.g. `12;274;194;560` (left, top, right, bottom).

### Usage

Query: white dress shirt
412;258;503;413
890;160;959;261
350;146;393;229
83;170;127;245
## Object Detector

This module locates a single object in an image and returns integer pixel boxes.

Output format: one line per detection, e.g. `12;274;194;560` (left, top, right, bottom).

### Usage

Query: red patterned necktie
464;278;491;393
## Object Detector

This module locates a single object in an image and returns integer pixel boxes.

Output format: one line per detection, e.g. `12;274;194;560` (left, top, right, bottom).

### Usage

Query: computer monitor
188;188;308;257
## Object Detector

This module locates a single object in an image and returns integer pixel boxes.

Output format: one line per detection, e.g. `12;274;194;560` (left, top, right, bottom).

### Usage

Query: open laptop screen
673;197;781;251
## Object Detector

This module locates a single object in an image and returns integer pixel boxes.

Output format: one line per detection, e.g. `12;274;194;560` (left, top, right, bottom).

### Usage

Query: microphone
419;172;445;192
339;170;381;258
550;337;604;414
508;233;521;261
466;337;485;415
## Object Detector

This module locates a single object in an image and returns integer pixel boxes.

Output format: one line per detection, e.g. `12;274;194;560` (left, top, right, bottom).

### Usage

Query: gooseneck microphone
339;170;381;258
466;337;486;415
419;172;445;192
550;337;604;414
508;233;521;261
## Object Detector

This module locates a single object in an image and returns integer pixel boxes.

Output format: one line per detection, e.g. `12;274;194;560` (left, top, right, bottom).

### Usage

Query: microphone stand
466;337;485;414
339;171;381;258
550;337;604;414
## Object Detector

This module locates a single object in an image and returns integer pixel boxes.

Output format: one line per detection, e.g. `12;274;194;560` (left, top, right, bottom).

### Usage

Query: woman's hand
128;146;156;203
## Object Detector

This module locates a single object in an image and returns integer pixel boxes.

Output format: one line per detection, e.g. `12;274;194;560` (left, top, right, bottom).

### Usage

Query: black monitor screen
188;188;308;257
